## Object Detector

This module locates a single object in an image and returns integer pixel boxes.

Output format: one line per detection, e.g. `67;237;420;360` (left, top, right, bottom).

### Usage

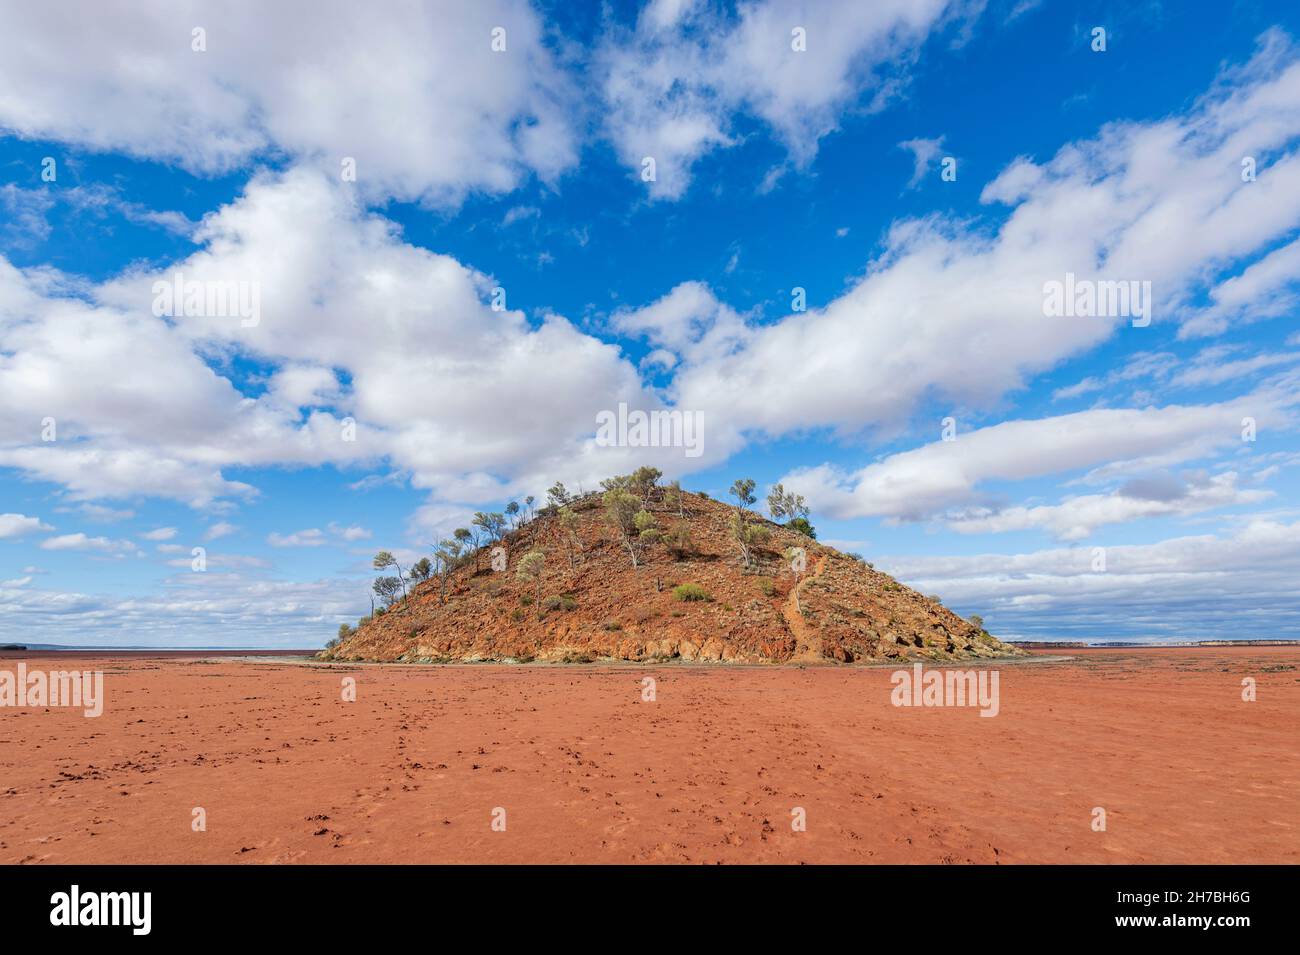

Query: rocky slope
324;487;1021;665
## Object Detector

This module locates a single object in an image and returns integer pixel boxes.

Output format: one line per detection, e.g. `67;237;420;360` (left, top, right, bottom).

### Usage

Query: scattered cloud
269;523;373;547
658;33;1300;453
0;0;579;207
597;0;960;198
267;528;328;548
205;522;238;541
39;532;137;554
886;518;1300;640
778;392;1292;528
946;471;1271;540
898;136;946;187
0;513;51;539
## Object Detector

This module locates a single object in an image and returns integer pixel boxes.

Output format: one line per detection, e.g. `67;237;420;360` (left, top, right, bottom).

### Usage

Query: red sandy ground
1;647;1296;864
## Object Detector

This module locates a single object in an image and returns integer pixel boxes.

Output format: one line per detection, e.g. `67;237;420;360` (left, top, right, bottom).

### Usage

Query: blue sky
2;0;1299;646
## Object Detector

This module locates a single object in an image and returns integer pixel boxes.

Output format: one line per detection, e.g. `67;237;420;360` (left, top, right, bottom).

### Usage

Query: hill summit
323;472;1021;665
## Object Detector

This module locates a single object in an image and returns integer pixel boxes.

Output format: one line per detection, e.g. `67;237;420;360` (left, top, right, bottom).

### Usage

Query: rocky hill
323;481;1021;665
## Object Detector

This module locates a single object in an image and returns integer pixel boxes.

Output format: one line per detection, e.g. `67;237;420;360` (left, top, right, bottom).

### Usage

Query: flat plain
1;647;1295;864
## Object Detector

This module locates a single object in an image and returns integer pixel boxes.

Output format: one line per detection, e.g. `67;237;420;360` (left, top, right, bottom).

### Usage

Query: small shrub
663;520;695;558
510;608;526;623
758;577;776;597
602;620;623;631
544;594;578;611
673;583;711;602
520;594;534;606
786;516;816;539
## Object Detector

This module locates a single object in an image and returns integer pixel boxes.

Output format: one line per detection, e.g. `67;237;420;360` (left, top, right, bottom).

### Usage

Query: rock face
324;489;1022;665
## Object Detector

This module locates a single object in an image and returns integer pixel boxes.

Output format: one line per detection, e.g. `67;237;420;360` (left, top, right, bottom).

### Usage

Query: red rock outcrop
324;488;1020;665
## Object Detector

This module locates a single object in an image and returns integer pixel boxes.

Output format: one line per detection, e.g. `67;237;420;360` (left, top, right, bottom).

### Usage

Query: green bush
758;577;776;597
602;620;622;631
663;520;695;558
786;516;817;539
673;583;711;602
543;594;578;611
